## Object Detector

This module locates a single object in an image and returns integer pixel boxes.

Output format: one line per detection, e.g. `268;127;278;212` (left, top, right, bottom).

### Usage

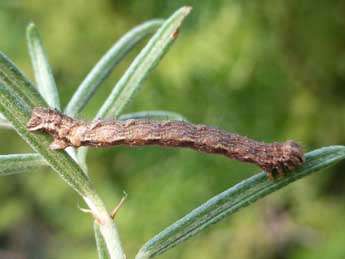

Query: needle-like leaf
96;6;192;119
65;19;164;117
0;153;46;175
26;23;61;109
78;7;191;166
119;110;187;121
136;146;345;259
0;52;46;108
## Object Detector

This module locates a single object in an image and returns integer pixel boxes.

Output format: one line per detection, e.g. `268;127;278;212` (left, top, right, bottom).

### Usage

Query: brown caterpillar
27;107;304;178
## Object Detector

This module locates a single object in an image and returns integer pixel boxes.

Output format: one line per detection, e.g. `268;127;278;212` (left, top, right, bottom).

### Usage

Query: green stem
84;193;125;259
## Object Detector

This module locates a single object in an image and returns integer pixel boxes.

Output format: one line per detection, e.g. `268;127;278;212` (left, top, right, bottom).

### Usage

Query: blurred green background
1;0;345;258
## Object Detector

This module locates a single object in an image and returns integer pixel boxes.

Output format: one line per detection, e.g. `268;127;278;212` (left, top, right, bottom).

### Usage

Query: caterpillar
27;107;304;178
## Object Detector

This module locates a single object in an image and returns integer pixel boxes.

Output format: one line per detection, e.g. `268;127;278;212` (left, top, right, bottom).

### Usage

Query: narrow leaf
94;222;110;259
136;146;345;259
26;23;60;109
119;110;187;121
0;153;46;176
78;7;191;164
65;19;164;117
96;7;192;119
0;75;93;197
0;51;47;108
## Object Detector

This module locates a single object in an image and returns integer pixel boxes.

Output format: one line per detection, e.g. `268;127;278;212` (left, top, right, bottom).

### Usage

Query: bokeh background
1;0;345;258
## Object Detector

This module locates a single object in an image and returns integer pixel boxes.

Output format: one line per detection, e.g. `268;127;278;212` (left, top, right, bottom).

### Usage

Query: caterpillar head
27;107;63;133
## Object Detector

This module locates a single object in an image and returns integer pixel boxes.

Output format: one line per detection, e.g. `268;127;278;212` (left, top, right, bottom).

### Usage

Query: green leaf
94;222;110;259
64;20;164;117
0;153;46;176
26;23;61;109
0;68;93;197
0;51;47;108
96;6;192;119
119;110;187;121
77;7;191;165
136;145;345;259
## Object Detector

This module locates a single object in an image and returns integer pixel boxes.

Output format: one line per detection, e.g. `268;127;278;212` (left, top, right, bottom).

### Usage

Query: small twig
78;203;104;224
111;192;128;219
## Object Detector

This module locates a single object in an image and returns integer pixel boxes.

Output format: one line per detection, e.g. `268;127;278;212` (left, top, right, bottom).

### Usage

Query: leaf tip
172;6;192;40
183;6;192;15
26;22;36;34
26;22;40;42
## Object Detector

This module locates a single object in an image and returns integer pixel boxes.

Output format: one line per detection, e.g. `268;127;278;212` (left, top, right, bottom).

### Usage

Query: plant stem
84;192;125;259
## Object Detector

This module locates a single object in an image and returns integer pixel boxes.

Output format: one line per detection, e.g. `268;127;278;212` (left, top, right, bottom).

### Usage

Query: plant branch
0;59;125;259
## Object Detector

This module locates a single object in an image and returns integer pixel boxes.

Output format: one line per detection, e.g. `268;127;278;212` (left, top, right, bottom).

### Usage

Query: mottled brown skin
27;107;304;178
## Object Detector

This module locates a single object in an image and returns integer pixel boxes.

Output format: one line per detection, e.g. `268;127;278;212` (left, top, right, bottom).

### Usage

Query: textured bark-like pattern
27;107;304;177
